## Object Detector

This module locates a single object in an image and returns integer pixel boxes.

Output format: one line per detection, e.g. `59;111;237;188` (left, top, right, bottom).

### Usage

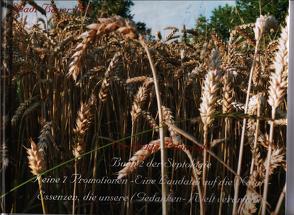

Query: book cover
1;0;291;214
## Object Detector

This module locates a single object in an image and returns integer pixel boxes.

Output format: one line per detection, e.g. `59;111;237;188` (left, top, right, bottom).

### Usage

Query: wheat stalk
140;37;168;215
232;15;269;214
239;146;285;214
72;96;94;215
261;16;288;215
273;184;286;215
162;106;203;215
247;95;263;175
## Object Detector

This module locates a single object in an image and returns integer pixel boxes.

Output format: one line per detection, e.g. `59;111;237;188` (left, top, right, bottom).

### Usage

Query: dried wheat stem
90;104;103;215
262;17;288;215
162;106;204;214
202;127;208;200
165;122;237;177
27;0;46;15
166;122;274;213
273;184;286;215
232;15;265;214
221;72;233;189
72;97;94;215
238;147;263;215
250;98;261;174
72;160;78;215
239;146;285;214
37;175;47;215
140;37;167;215
182;146;204;215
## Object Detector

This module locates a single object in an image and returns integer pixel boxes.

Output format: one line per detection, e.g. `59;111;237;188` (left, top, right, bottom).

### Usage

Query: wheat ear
222;72;234;114
130;78;153;122
68;16;137;81
199;67;220;199
72;100;93;159
98;52;121;102
162;106;181;144
126;76;148;84
141;110;159;132
37;122;53;156
11;97;35;126
27;139;47;214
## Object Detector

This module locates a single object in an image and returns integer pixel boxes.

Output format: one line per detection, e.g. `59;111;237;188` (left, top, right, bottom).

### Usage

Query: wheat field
1;3;288;215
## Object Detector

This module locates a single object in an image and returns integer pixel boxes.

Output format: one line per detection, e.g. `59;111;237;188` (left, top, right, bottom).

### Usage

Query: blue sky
132;1;235;35
10;0;235;34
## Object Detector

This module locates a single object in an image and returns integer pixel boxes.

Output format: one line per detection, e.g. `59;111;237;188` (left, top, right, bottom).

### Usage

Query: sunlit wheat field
1;1;288;214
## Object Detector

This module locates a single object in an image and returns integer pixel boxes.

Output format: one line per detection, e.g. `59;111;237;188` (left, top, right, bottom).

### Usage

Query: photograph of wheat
0;0;290;214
